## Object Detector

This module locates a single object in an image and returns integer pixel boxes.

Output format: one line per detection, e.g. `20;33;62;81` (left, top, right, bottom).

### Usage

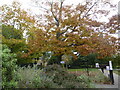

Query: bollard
101;68;104;73
109;70;114;84
109;61;114;85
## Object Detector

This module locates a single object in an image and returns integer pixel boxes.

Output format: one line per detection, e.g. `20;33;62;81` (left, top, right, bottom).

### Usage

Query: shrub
43;64;90;88
16;64;41;88
16;64;59;88
2;45;18;88
93;71;111;84
33;75;59;88
0;44;2;89
16;64;94;88
77;75;95;88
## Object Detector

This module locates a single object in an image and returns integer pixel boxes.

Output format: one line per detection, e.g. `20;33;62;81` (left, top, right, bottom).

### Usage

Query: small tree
2;45;18;88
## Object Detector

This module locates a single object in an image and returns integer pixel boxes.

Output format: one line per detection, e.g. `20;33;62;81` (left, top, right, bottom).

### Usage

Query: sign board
106;66;110;70
60;61;65;64
95;63;99;68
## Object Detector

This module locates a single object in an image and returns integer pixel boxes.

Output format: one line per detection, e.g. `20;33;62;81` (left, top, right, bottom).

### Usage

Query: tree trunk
55;54;63;64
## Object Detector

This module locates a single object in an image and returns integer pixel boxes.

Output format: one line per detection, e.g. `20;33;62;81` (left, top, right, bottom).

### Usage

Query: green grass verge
68;68;98;71
114;70;120;76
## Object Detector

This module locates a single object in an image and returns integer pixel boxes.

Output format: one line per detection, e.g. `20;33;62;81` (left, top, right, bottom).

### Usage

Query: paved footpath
95;69;120;90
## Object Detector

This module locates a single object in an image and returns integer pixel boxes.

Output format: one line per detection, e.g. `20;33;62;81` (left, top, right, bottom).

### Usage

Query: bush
17;64;40;88
33;75;59;88
16;64;94;88
93;71;111;84
2;45;18;88
16;64;59;88
43;64;90;88
77;75;95;88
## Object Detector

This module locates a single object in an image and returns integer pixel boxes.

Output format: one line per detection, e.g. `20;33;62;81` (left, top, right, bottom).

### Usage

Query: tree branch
50;1;59;27
82;1;98;19
59;0;64;23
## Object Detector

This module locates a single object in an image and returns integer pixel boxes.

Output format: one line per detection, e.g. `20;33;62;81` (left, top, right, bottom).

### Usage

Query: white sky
0;0;119;10
0;0;119;38
0;0;119;19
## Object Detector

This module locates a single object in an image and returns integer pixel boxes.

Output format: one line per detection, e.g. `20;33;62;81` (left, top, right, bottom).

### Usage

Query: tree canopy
27;0;117;59
1;0;118;64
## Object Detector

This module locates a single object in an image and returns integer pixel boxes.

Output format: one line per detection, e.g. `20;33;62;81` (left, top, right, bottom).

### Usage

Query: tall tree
1;2;36;63
27;0;117;62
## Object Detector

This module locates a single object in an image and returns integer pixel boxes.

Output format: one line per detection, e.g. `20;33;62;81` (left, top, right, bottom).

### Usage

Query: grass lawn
114;70;120;76
68;68;98;71
68;68;111;84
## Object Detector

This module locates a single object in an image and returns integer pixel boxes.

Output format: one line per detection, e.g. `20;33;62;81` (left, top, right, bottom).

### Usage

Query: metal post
109;70;114;84
109;61;114;85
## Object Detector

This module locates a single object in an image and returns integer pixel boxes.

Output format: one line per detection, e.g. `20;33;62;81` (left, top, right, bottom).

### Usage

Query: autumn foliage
27;1;117;59
1;1;118;61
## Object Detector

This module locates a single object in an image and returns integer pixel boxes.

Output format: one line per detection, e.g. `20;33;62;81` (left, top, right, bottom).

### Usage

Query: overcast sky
0;0;119;13
0;0;119;38
0;0;119;17
0;0;119;9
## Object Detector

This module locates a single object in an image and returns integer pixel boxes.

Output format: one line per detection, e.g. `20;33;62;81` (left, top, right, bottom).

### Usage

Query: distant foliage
2;24;22;39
